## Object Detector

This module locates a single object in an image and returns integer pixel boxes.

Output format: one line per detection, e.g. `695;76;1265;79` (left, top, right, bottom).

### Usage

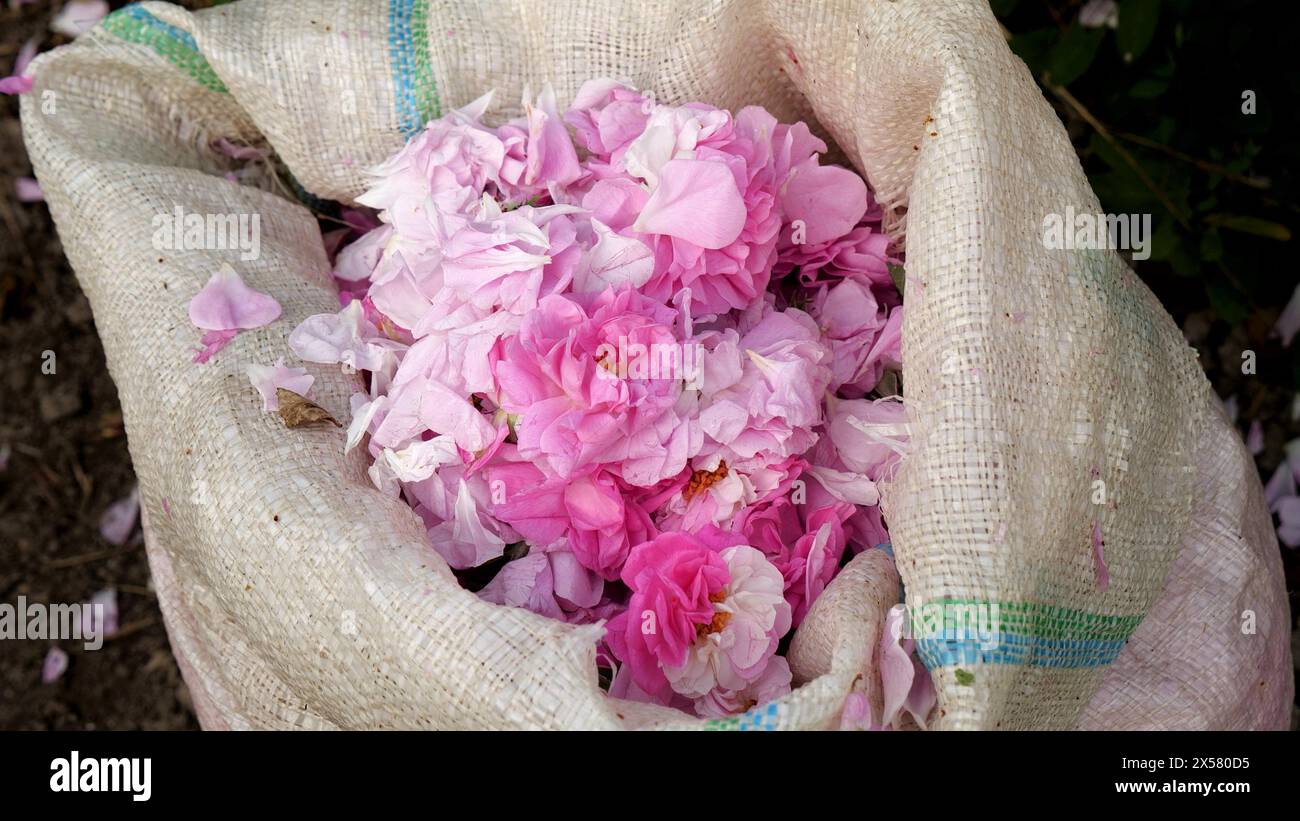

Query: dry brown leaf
276;388;340;428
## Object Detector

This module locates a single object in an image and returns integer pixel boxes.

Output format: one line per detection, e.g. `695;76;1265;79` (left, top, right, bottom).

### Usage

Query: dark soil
0;0;207;731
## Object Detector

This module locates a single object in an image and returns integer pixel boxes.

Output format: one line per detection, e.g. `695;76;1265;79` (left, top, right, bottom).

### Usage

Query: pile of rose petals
269;81;925;722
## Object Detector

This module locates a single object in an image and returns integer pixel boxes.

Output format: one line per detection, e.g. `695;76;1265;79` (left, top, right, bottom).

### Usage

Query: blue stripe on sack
388;0;421;139
917;632;1128;670
120;3;203;51
738;702;779;731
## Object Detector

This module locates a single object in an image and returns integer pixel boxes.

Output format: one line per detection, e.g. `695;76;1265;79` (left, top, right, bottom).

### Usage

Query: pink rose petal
633;159;746;249
0;75;33;95
188;267;281;331
246;358;315;411
1275;283;1300;348
14;36;38;75
42;647;69;684
781;164;869;245
212;137;270;161
839;692;883;731
879;606;915;727
15;177;42;202
1245;419;1264;456
98;486;140;545
192;328;238;364
82;588;119;639
50;1;109;38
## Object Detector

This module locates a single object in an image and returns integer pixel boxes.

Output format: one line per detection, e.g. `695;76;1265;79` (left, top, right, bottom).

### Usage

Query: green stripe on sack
915;599;1143;642
101;4;229;94
913;599;1143;670
103;5;337;212
703;702;779;731
409;0;440;128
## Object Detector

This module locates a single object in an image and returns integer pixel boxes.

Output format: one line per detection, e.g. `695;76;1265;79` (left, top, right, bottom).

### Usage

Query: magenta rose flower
607;532;791;705
605;531;731;700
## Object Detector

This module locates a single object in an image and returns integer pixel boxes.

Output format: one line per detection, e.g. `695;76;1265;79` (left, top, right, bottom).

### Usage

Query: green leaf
1009;28;1058;76
1047;24;1105;86
1200;229;1223;262
887;262;906;294
1169;248;1198;277
1117;0;1161;63
1148;218;1180;261
1203;214;1292;241
955;669;976;686
1089;169;1155;215
1088;132;1127;171
1152;117;1176;144
1206;279;1250;326
1128;76;1168;99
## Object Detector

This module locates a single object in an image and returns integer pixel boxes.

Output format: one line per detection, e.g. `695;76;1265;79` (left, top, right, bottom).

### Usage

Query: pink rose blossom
654;455;804;534
494;289;700;485
478;539;614;624
496;85;583;203
391;447;526;570
620;105;783;315
826;396;908;481
356;92;504;217
605;531;731;700
434;200;584;318
840;304;903;395
661;544;791;700
694;655;792;717
494;466;657;580
285;82;906;710
696;303;832;465
564;79;650;166
732;475;855;626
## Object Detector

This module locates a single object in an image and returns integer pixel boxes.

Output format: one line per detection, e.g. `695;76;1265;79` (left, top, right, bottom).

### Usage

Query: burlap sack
21;0;1291;730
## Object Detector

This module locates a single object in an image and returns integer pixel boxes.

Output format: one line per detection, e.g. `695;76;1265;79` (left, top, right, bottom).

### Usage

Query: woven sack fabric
21;0;1291;729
